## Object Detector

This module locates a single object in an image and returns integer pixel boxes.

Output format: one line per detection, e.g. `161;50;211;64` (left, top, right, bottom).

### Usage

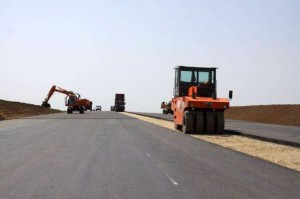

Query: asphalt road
0;112;299;199
132;112;300;146
226;120;300;145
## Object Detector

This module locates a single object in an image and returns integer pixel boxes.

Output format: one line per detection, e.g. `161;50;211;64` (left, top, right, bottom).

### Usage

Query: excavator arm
41;85;76;108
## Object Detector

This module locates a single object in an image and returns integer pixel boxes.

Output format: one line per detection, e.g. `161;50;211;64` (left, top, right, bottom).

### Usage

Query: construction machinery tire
195;111;204;134
174;123;182;131
216;112;225;134
206;112;215;134
79;107;84;114
67;109;73;114
182;111;193;134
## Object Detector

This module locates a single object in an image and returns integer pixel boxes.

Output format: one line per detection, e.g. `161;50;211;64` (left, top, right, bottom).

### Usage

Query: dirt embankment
225;105;300;127
0;99;61;120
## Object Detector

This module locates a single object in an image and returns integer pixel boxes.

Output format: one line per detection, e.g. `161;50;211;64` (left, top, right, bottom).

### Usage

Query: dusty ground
123;112;300;172
226;105;300;127
0;99;61;120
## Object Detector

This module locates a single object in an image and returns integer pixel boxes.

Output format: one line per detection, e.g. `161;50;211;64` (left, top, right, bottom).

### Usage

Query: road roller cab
171;66;232;134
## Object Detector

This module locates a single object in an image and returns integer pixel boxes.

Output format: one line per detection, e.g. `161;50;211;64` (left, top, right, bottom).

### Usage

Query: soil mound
225;105;300;127
0;99;61;120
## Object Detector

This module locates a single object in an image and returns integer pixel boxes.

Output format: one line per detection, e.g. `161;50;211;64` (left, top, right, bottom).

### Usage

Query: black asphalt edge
127;112;300;148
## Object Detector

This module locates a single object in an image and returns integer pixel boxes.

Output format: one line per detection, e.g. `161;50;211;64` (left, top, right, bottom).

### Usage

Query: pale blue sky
1;0;299;112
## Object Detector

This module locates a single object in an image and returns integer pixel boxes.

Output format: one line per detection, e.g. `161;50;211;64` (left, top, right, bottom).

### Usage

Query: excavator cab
65;93;80;106
174;66;217;98
65;95;76;106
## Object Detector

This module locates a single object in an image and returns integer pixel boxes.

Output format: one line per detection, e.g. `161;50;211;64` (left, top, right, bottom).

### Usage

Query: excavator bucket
41;101;51;108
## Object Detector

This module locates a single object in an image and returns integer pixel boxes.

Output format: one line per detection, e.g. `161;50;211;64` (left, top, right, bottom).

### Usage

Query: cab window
198;71;210;83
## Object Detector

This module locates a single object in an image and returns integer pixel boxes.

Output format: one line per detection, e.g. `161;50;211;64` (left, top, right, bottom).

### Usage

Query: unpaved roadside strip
122;112;300;172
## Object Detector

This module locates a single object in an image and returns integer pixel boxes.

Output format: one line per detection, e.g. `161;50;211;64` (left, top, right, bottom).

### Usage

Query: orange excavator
171;66;232;134
41;85;93;114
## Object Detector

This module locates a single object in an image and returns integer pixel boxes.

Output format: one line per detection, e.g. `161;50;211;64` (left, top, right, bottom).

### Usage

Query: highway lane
226;119;300;145
132;112;300;146
0;112;299;199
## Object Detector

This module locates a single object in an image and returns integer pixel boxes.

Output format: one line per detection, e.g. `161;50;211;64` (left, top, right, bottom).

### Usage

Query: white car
95;106;102;111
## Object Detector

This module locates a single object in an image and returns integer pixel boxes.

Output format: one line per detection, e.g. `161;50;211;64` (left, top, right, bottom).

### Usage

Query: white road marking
165;173;178;186
143;154;178;186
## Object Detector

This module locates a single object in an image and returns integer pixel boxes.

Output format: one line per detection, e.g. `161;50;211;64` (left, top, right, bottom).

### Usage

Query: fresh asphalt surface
226;120;300;145
0;112;299;199
133;112;300;146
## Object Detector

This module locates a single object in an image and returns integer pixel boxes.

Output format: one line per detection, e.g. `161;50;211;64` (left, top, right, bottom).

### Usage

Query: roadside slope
0;99;61;120
225;105;300;127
